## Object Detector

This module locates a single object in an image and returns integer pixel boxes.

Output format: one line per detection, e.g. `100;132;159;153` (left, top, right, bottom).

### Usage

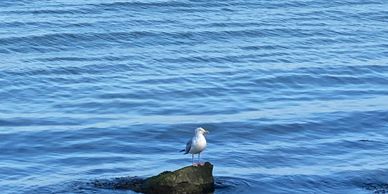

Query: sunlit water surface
1;0;388;193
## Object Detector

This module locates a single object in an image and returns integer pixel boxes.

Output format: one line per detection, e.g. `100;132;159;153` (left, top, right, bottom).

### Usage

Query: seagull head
196;127;209;135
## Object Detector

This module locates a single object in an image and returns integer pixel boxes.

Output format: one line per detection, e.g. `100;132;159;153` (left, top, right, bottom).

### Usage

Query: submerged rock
93;162;214;194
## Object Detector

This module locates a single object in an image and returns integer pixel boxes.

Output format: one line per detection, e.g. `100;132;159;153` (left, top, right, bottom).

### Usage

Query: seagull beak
205;130;209;134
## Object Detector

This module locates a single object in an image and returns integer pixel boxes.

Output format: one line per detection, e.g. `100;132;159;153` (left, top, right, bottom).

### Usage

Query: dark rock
141;162;214;194
93;162;214;194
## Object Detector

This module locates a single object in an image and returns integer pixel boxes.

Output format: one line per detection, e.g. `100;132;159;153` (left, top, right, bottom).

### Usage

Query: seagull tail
179;149;185;152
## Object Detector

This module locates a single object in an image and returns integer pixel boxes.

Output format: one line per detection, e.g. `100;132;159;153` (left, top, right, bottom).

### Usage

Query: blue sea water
1;0;388;193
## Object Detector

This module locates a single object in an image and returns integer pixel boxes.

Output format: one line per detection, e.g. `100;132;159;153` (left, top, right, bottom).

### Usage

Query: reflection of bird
180;127;209;166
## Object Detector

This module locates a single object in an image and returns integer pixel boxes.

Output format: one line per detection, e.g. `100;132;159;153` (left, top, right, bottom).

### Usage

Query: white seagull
180;127;209;166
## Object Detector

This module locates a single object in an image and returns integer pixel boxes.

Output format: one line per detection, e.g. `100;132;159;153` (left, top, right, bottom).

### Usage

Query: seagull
180;127;209;166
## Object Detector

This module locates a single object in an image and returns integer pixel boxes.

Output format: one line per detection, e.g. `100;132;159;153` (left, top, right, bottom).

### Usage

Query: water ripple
1;0;388;193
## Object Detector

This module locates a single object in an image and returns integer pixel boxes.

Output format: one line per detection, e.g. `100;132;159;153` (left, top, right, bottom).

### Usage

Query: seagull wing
184;139;192;154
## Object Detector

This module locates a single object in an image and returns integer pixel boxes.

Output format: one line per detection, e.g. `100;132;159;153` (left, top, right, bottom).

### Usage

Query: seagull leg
198;153;204;166
192;154;195;166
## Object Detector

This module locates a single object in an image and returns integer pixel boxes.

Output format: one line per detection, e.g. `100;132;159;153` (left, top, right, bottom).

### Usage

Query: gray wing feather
184;139;192;154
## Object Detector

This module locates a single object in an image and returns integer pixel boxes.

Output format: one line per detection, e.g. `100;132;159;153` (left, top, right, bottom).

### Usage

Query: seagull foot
192;163;205;166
